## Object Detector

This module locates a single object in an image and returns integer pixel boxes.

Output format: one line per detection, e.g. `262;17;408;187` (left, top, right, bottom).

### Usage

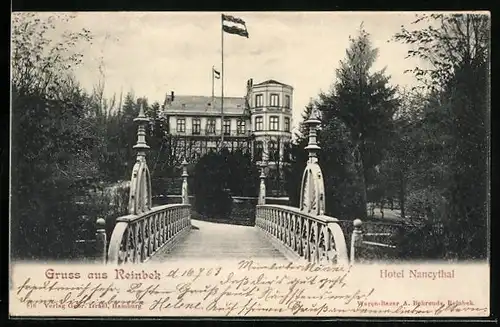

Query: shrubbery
192;149;258;220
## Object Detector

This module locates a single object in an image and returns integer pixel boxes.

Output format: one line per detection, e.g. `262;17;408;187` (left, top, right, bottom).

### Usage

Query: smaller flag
222;14;249;38
213;67;221;79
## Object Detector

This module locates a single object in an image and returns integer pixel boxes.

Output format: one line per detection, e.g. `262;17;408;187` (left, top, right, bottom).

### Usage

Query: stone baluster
181;158;189;204
350;219;363;263
258;163;267;205
95;218;107;264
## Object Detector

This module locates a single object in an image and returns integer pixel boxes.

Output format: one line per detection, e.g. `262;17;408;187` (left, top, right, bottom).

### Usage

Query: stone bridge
94;105;401;265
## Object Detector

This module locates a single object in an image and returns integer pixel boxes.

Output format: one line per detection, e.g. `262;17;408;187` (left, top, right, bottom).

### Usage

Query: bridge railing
107;204;191;264
255;106;405;265
255;205;404;265
256;204;349;266
97;104;192;264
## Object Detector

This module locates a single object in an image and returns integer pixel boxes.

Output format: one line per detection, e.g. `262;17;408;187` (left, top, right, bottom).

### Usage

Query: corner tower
247;79;293;166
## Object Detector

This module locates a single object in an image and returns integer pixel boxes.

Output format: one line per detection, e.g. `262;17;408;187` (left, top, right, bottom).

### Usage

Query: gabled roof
253;79;293;88
164;95;247;115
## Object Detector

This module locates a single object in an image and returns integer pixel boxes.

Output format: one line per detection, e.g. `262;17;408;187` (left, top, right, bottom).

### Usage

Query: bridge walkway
149;219;288;262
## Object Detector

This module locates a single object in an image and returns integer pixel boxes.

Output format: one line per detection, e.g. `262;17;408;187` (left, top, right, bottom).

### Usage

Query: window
177;118;186;133
255;94;263;107
223;119;231;135
284;117;290;132
285;95;291;108
254;141;263;161
270;94;279;107
237;119;246;134
206;119;216;134
269;116;279;131
192;118;201;135
269;140;279;162
255;116;263;131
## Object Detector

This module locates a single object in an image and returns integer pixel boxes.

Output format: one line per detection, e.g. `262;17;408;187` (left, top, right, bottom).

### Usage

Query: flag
213;67;221;79
222;14;249;38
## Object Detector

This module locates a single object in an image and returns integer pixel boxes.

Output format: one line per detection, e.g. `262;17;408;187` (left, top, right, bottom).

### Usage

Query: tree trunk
359;151;368;220
399;172;406;219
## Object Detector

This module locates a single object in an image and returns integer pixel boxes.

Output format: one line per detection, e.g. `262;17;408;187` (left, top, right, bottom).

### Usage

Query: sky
21;12;425;128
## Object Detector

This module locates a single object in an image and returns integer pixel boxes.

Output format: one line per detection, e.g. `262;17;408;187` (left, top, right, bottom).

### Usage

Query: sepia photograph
9;11;491;318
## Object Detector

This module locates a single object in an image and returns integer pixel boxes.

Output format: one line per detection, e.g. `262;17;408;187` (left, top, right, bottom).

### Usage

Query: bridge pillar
350;219;363;263
258;162;267;205
299;106;326;216
95;217;107;264
181;158;189;204
128;103;152;215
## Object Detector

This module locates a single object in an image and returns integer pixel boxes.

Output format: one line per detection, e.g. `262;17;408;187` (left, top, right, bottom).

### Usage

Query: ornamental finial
133;102;150;160
258;162;267;205
181;158;189;177
259;161;267;179
181;158;189;204
304;105;321;163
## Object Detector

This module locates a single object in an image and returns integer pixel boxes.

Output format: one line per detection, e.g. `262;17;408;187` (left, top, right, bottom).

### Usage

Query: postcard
9;11;491;319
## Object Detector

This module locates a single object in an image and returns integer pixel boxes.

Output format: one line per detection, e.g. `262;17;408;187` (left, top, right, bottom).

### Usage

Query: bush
405;188;447;222
193;149;258;219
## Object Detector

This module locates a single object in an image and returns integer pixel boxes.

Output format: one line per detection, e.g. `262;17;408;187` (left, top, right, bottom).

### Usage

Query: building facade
161;79;293;166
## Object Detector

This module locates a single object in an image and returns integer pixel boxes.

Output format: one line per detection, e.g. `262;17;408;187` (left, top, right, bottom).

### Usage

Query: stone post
181;158;189;204
350;219;363;263
95;218;107;264
258;163;267;205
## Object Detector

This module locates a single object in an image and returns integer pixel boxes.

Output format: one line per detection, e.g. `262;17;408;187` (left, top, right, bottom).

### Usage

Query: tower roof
253;79;293;89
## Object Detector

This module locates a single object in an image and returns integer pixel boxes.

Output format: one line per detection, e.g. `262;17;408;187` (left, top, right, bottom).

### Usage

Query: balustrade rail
107;204;191;264
256;204;349;265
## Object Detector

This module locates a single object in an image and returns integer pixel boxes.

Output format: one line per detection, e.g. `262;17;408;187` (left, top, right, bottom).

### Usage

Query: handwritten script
10;260;489;317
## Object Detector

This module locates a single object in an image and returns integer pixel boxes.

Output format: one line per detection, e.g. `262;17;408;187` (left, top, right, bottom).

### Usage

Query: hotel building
161;79;293;167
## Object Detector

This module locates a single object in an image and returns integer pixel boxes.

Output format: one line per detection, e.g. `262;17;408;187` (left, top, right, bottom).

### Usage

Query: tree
394;13;489;259
11;13;92;98
11;13;96;259
226;149;259;197
318;25;400;218
376;87;427;219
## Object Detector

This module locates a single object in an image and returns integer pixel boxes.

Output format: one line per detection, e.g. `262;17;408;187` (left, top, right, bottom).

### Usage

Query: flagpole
211;66;215;104
221;14;225;146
